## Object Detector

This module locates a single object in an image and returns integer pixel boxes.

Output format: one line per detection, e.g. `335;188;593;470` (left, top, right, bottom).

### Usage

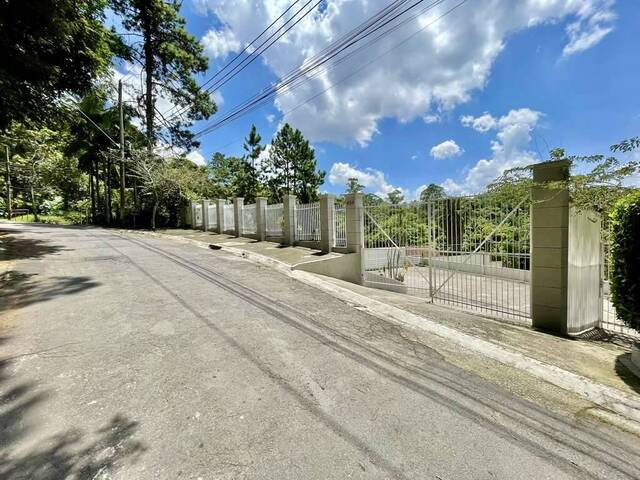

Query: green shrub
63;211;87;225
609;191;640;331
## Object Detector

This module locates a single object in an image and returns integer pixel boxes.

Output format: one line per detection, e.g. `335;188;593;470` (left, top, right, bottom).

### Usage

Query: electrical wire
194;0;467;139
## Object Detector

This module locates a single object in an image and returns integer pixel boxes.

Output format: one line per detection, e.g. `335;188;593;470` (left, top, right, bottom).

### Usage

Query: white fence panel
295;202;320;242
243;204;257;235
266;203;283;238
334;206;347;247
223;204;235;232
194;204;203;227
207;203;217;229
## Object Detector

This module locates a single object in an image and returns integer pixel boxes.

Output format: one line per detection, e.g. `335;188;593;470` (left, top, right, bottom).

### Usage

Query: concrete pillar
255;197;267;241
530;160;601;335
283;194;296;246
234;197;244;237
345;193;364;254
216;199;225;234
190;202;197;229
319;194;335;253
531;160;570;334
201;199;209;231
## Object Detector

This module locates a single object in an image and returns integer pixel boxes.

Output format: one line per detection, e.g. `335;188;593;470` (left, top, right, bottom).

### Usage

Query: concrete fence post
319;194;335;253
345;193;365;285
201;199;209;231
255;197;267;241
190;202;197;229
530;160;601;335
216;199;225;234
283;194;296;246
234;197;244;237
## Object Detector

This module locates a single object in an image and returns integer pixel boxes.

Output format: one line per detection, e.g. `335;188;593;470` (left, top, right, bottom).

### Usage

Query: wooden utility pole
119;79;126;225
4;144;11;219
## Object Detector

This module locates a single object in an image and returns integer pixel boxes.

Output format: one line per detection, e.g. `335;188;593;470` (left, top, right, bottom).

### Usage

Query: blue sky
116;0;639;198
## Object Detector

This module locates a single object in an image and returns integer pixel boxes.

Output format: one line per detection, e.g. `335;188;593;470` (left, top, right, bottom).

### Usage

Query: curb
123;229;640;428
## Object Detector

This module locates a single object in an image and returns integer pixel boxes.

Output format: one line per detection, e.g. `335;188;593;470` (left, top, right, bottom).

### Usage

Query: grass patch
9;212;86;225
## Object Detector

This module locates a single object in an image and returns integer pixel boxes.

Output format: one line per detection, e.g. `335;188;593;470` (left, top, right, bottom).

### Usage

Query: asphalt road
1;223;639;479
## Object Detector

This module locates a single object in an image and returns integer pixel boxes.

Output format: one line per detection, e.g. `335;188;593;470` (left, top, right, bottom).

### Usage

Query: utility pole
119;79;126;225
4;144;11;219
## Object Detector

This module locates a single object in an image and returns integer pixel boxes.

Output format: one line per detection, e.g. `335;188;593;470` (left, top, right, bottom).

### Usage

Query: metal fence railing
364;196;531;323
334;206;347;247
194;204;203;228
207;203;217;230
295;202;321;242
223;204;235;233
243;204;257;235
266;203;283;238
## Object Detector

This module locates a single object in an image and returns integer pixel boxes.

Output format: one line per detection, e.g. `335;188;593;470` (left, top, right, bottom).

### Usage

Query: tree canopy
0;0;121;130
262;123;325;203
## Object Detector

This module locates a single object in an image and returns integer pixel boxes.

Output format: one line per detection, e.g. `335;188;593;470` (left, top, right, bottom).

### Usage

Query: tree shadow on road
0;271;100;314
0;355;147;479
0;228;70;262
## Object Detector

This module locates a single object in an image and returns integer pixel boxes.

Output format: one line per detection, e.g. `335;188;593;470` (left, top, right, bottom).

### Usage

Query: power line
69;103;121;148
194;0;463;139
163;0;304;118
166;0;323;122
193;0;436;135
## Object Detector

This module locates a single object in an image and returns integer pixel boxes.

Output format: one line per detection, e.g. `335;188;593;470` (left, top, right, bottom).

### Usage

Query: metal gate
295;202;321;242
363;195;531;323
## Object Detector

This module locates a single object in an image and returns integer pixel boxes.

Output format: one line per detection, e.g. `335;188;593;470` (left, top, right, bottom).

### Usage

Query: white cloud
186;150;207;166
423;114;440;124
563;7;615;56
212;90;224;107
328;162;398;197
441;178;467;196
444;108;542;194
430;139;463;159
460;112;497;133
266;114;276;123
201;28;241;59
197;0;614;145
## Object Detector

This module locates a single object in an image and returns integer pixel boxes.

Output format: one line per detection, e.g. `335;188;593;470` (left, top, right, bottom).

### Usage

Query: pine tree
263;124;325;203
111;0;216;151
239;125;264;202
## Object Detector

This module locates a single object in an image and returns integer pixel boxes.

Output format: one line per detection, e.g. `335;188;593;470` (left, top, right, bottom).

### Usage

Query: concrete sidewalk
149;228;640;424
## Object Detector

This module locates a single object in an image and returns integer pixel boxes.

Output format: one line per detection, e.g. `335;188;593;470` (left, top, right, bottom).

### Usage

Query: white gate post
216;199;225;234
345;193;365;285
234;197;244;237
201;199;209;231
283;195;296;246
531;160;601;335
319;194;335;253
256;197;267;241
